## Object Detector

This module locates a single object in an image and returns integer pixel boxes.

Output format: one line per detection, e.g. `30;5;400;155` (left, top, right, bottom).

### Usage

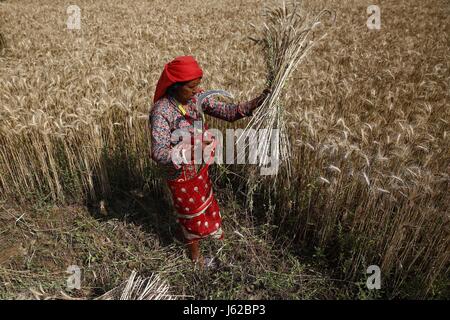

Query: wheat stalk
243;1;334;178
96;271;177;300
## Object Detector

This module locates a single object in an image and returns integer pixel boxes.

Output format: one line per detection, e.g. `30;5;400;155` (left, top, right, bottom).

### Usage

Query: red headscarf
153;56;203;103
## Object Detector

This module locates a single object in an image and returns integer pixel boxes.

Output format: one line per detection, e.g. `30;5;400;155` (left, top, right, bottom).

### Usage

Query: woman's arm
150;112;173;165
200;90;269;123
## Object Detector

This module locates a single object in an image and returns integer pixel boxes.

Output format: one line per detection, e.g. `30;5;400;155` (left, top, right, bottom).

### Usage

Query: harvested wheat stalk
95;271;177;300
245;1;334;176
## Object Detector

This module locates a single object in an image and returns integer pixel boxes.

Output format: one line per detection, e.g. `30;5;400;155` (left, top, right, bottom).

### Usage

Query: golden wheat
0;0;448;297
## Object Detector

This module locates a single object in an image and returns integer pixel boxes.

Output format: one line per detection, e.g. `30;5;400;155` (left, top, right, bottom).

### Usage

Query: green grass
0;190;338;300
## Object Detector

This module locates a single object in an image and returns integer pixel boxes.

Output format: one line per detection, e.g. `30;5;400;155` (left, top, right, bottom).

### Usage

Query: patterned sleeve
200;96;260;123
150;111;173;165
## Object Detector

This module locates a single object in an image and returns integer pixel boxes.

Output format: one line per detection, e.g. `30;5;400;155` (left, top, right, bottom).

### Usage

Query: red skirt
167;164;224;244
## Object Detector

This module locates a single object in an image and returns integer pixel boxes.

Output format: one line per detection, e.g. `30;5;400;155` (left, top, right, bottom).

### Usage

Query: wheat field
0;0;449;298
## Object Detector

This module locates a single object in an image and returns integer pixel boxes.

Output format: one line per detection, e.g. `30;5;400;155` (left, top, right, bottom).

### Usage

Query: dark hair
166;81;187;97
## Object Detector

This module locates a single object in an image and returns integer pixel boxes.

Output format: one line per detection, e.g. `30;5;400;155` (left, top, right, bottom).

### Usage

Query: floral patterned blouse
149;90;262;180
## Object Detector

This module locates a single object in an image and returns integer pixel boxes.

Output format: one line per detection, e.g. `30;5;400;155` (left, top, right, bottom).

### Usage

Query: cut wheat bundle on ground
96;271;177;300
242;2;335;176
16;271;177;300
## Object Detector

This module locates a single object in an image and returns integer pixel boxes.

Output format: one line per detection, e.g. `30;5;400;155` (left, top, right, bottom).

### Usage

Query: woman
150;55;269;264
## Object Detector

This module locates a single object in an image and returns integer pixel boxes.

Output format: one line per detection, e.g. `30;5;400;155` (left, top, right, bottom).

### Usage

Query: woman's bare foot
193;255;205;267
187;241;218;269
187;240;203;265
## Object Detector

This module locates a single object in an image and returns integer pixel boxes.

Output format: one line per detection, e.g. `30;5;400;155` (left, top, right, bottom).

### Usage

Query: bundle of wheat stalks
96;271;176;300
23;271;176;300
246;1;334;175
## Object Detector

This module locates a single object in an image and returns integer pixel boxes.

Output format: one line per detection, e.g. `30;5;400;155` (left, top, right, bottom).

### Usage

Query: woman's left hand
255;88;272;107
261;88;272;97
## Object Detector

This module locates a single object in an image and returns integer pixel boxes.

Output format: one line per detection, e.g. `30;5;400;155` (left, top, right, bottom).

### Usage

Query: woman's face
174;78;202;104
